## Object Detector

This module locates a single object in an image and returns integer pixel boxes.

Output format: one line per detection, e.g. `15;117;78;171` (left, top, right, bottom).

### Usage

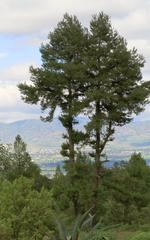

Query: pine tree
18;14;87;163
13;135;31;172
84;12;150;202
12;135;40;180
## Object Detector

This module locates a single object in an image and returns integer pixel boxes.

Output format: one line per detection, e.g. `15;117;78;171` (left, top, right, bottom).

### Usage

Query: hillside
0;119;150;164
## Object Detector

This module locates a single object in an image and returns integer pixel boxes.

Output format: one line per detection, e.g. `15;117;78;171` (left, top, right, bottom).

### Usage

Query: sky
1;0;150;123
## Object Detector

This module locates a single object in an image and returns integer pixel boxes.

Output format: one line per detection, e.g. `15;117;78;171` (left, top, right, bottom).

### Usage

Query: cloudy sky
1;0;150;122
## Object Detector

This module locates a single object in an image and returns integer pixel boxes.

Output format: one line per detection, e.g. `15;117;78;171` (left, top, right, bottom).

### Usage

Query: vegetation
0;177;54;240
18;12;150;212
1;136;150;239
0;11;150;240
129;231;150;240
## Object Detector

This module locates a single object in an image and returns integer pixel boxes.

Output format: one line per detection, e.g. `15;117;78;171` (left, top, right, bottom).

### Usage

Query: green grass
108;228;150;240
109;230;135;240
107;227;140;240
127;231;150;240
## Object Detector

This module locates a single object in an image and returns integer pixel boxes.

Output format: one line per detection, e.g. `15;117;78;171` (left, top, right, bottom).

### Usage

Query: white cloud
113;9;150;39
0;85;19;108
0;0;147;34
0;63;41;122
0;63;34;85
0;84;41;122
128;39;150;57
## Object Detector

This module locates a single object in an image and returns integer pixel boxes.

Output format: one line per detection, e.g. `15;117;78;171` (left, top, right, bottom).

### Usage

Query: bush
0;177;55;239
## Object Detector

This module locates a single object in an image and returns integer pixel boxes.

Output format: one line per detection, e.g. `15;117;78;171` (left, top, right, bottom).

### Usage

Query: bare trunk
93;102;101;213
95;128;101;192
68;121;75;163
68;84;75;163
73;192;80;216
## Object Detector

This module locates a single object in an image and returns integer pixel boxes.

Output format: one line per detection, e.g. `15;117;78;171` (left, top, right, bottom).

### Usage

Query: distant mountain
0;118;150;163
0;119;64;155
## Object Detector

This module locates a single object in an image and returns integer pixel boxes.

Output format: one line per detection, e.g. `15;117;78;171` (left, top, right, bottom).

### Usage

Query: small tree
12;135;40;179
0;136;43;184
13;135;32;173
127;153;149;178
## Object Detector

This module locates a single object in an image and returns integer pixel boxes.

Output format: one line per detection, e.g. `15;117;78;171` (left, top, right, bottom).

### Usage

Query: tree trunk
95;128;101;192
68;84;75;163
68;121;75;163
73;192;80;216
93;102;101;213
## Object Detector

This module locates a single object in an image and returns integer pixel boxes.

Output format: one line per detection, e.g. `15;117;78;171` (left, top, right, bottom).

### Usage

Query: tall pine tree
84;12;150;201
18;14;87;163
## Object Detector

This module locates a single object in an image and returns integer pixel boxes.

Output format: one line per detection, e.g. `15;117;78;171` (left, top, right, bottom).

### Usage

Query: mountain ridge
0;118;150;162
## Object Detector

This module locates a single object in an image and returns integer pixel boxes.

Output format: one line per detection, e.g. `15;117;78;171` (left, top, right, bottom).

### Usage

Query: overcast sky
1;0;150;122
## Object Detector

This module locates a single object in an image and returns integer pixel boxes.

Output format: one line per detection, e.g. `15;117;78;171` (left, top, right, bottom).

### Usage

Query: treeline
1;136;150;239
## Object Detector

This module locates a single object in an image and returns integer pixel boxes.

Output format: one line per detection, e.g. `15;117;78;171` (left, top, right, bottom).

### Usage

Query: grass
108;227;139;240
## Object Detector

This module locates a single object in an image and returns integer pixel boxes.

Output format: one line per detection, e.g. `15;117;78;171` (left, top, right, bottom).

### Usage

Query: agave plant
55;208;93;240
55;209;116;240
